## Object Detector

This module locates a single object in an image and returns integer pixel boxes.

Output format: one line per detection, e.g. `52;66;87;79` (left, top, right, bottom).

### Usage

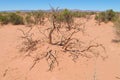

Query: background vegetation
0;9;120;40
95;9;119;23
0;12;24;25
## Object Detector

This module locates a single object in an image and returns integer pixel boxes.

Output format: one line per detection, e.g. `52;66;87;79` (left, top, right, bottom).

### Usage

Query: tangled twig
29;50;58;71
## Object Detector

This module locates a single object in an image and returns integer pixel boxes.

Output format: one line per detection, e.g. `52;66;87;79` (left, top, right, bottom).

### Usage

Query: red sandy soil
0;16;120;80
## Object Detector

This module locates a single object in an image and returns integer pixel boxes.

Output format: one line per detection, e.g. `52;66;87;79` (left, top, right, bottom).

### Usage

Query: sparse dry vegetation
15;8;108;71
0;1;120;79
1;7;120;80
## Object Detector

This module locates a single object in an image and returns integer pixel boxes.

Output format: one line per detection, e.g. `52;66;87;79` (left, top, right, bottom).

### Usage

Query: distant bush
0;12;24;25
72;11;94;18
8;13;24;25
49;8;74;30
32;11;45;25
95;9;118;23
50;9;74;30
25;13;34;25
114;19;120;37
59;9;73;23
51;9;73;23
0;14;9;24
25;11;45;26
72;11;85;18
106;9;117;21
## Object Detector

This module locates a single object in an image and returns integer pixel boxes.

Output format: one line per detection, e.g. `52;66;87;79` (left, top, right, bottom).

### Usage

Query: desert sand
0;16;120;80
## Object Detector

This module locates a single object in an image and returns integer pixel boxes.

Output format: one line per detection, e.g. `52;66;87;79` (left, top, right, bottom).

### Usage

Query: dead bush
18;8;107;71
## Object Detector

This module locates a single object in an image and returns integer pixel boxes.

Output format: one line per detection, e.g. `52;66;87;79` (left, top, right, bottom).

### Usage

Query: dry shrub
18;8;107;71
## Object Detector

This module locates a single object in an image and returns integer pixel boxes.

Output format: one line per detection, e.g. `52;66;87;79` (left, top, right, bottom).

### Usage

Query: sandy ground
0;16;120;80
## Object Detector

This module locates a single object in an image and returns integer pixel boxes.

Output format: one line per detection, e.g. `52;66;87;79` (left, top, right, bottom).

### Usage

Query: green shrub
25;11;45;25
0;14;9;24
55;9;73;24
8;13;24;25
32;11;45;25
54;9;73;30
60;9;73;22
95;9;118;23
72;11;95;18
72;11;87;18
25;13;34;24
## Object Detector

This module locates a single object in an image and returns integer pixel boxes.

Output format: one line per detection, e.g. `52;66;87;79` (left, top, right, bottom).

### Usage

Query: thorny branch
65;42;106;62
18;28;40;57
29;50;58;71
